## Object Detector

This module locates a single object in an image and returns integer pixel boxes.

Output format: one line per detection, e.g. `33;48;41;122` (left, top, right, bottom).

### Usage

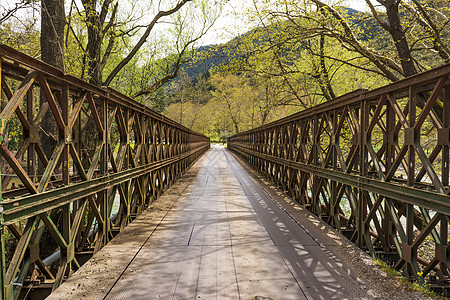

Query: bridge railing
228;64;450;290
0;45;209;299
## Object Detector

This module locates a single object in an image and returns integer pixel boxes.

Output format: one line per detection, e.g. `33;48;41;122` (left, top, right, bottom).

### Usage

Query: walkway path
49;145;370;300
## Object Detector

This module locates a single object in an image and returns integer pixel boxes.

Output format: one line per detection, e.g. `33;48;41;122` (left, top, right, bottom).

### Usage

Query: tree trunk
383;0;417;77
41;0;65;71
39;0;66;275
40;0;65;171
233;119;239;134
319;35;336;101
85;0;103;85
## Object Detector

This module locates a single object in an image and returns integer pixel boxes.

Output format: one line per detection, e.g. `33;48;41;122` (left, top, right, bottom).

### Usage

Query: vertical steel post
406;85;417;277
331;109;339;230
441;85;450;277
0;165;7;300
312;115;320;214
358;99;369;247
101;96;109;245
61;83;69;185
0;58;9;300
60;83;72;287
407;86;416;186
27;88;36;182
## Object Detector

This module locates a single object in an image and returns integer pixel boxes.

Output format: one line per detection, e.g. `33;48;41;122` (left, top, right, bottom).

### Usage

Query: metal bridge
0;46;449;299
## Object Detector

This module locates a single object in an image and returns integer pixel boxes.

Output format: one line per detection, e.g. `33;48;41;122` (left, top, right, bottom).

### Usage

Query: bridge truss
229;64;450;293
0;46;209;299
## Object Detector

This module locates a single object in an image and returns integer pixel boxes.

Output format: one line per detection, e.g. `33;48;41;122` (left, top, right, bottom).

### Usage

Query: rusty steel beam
228;64;450;290
232;146;450;215
0;45;209;299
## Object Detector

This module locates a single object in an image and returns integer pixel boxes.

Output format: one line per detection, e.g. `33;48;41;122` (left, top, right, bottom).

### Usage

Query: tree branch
0;1;32;24
365;0;391;32
103;0;192;86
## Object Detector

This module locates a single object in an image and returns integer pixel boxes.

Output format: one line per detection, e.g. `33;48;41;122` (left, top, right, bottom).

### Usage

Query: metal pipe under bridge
0;46;449;299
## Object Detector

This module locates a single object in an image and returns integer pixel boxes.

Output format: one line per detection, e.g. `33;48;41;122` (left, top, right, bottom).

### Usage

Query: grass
374;258;445;299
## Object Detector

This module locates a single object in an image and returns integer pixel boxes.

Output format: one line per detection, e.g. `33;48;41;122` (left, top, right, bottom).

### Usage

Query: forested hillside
1;0;449;143
163;1;449;141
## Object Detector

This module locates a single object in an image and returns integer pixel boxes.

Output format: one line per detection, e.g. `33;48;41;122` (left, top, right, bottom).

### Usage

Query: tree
0;3;40;183
129;1;221;98
163;72;212;129
249;0;449;82
218;6;366;107
210;73;255;134
0;1;36;25
237;0;443;234
40;0;65;168
401;0;449;64
41;0;65;70
365;0;417;77
65;0;221;89
61;0;221;173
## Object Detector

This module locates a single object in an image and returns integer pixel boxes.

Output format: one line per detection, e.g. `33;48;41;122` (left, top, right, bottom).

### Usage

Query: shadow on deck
48;146;373;300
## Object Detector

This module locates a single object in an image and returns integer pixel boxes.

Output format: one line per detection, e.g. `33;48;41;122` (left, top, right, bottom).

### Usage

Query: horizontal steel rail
0;45;209;299
228;63;450;292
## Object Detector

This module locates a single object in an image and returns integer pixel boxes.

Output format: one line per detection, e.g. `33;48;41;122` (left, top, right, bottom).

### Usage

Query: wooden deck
48;145;369;300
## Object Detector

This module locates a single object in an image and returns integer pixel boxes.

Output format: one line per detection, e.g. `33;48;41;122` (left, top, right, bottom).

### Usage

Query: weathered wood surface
49;146;371;300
